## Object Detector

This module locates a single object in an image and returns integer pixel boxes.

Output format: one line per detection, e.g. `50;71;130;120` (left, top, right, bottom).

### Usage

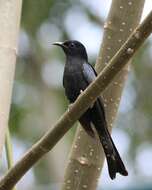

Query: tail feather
106;155;117;179
91;99;128;179
109;134;128;176
100;134;128;179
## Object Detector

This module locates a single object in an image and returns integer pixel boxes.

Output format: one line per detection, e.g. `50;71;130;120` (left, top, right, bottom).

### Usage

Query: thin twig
5;128;17;190
5;129;13;169
0;10;152;190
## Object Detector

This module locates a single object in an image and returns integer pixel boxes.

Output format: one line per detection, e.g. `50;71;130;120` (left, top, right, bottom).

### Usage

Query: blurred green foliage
6;0;152;189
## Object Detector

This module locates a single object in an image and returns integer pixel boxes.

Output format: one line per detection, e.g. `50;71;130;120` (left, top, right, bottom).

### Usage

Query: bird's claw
68;103;73;112
80;89;83;94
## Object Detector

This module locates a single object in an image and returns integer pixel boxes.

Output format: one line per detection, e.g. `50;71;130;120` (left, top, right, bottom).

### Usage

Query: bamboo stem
0;0;22;157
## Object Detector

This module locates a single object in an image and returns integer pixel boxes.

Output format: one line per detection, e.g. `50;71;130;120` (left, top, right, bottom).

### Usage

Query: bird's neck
65;56;85;72
66;55;88;64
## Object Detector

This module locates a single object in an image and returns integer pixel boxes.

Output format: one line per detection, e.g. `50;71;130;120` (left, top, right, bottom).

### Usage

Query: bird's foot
68;103;73;112
80;89;95;108
80;89;83;94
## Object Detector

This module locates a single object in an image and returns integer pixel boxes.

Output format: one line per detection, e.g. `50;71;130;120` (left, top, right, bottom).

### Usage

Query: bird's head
53;40;88;61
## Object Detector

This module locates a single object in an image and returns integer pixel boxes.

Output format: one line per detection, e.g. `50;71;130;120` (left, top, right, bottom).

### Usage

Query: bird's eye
70;43;75;48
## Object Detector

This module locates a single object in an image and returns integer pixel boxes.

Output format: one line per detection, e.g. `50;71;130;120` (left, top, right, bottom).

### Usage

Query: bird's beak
52;42;65;48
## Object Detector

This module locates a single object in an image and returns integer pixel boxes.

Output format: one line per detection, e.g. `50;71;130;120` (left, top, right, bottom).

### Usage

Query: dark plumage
53;40;128;179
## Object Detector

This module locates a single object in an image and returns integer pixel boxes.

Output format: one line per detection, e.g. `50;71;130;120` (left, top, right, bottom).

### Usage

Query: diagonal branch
0;10;152;190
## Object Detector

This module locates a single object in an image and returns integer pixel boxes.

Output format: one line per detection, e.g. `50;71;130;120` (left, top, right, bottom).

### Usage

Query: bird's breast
63;69;87;103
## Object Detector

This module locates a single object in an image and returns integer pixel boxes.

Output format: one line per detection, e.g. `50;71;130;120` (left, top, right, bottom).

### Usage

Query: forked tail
92;99;128;179
100;131;128;179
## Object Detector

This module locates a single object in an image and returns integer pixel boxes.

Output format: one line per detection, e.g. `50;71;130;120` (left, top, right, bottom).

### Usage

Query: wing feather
82;63;97;84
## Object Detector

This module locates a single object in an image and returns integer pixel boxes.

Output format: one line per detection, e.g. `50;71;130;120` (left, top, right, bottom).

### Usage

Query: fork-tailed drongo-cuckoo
53;40;128;179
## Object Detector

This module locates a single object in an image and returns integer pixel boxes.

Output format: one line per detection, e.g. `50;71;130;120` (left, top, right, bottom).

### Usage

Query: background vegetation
0;1;152;189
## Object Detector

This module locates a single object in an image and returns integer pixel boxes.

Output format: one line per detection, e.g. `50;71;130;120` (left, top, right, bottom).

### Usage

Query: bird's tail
91;99;128;179
99;129;128;179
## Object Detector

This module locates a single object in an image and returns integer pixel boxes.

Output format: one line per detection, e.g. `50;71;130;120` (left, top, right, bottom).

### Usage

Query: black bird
53;40;128;179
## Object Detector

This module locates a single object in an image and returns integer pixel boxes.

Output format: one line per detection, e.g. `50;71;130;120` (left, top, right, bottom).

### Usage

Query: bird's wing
78;63;97;138
82;62;97;84
82;62;106;122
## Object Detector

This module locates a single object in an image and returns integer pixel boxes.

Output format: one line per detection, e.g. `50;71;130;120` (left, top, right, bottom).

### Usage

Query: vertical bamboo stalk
62;1;145;190
0;0;22;156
